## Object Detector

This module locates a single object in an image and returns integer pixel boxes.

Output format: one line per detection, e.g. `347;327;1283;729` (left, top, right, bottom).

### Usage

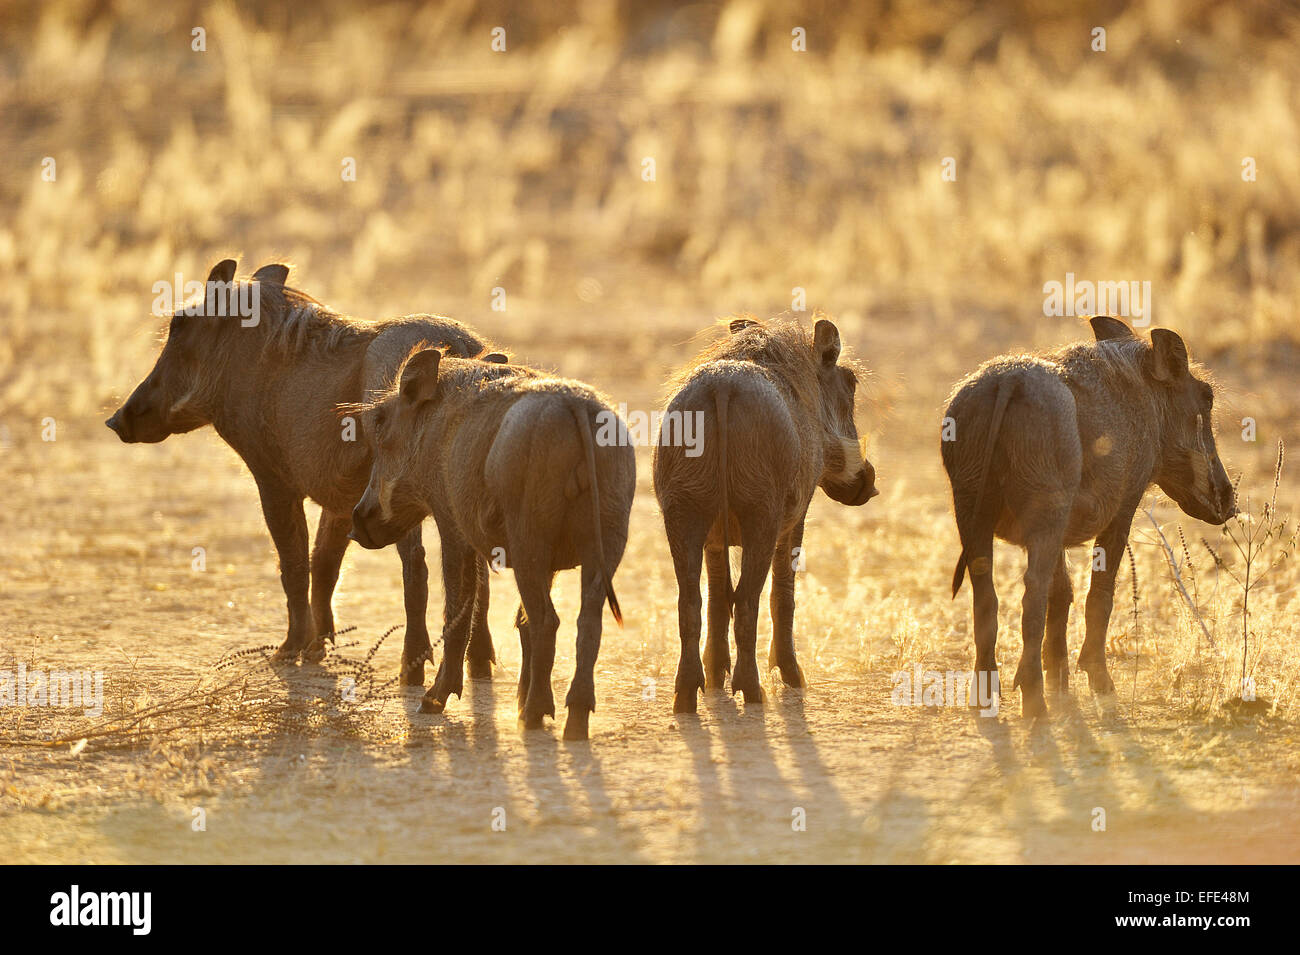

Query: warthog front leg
732;513;778;705
308;509;352;664
1043;553;1073;695
702;546;732;690
1079;510;1137;697
421;536;477;713
396;526;432;686
564;562;606;741
767;517;806;688
257;479;315;665
466;557;496;680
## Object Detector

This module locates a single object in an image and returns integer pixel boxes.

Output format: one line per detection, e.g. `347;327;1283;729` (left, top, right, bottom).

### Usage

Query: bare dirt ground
3;313;1298;865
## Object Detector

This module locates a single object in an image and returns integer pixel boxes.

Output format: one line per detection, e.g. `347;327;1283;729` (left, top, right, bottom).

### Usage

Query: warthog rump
350;349;635;741
106;258;499;683
654;315;879;712
942;316;1237;718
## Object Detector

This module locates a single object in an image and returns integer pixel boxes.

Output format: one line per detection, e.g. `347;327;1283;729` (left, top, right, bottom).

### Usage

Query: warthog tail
951;377;1016;597
714;387;735;616
571;403;623;626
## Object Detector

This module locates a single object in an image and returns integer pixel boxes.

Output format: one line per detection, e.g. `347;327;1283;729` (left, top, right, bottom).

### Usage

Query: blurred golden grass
2;0;1299;415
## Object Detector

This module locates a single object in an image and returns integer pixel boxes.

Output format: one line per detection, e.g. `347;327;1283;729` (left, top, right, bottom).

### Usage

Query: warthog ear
399;348;442;406
729;318;758;335
813;319;841;365
483;352;509;364
252;263;290;285
1090;315;1134;341
207;259;238;285
1148;328;1190;383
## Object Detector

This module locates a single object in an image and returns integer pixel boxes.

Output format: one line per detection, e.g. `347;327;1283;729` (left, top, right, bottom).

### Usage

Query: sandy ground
3;315;1298;864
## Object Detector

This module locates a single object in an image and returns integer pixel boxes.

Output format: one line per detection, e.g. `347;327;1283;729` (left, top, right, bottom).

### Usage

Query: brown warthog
106;258;499;683
654;316;879;712
349;348;636;740
943;316;1237;718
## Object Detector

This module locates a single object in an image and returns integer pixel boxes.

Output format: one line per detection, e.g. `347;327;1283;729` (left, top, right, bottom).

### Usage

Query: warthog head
105;258;250;443
350;347;445;549
1142;326;1237;524
809;319;878;505
1090;316;1236;523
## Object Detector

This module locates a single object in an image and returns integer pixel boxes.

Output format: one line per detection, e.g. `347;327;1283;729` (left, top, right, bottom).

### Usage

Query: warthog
349;347;636;740
943;316;1237;718
106;258;500;683
654;316;879;712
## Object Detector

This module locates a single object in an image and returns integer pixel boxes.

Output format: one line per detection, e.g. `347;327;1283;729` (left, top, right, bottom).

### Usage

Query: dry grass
2;0;1299;862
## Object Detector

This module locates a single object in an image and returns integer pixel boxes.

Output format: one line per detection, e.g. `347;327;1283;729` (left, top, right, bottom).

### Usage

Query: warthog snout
823;457;878;505
105;398;164;443
1206;458;1238;524
104;410;127;440
349;498;397;550
106;375;175;444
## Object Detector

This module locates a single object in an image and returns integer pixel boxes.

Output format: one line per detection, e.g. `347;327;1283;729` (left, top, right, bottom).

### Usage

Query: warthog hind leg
1043;552;1073;696
516;567;559;730
1014;517;1068;721
667;509;709;713
514;601;530;711
564;562;606;741
731;513;778;705
702;546;732;690
767;518;806;688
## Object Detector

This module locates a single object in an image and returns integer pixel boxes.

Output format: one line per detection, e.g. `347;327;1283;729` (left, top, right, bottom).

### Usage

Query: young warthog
106;258;499;682
654;316;879;712
943;316;1237;718
349;348;635;740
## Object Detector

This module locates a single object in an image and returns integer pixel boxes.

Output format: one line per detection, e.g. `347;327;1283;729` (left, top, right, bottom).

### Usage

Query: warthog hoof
1045;665;1070;695
672;690;699;714
563;709;591;741
430;667;464;708
967;669;1001;710
1085;668;1115;696
270;646;299;666
731;672;765;705
703;669;730;691
301;639;328;665
466;657;494;680
518;692;555;730
418;695;445;714
774;660;805;689
519;712;548;731
400;660;426;687
1020;688;1048;721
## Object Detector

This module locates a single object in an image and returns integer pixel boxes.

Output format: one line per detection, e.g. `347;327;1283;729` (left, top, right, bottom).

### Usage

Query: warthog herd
108;261;1238;738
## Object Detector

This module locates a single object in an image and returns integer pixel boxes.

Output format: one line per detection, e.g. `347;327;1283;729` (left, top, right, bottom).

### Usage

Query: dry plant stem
1143;507;1219;652
1127;542;1140;706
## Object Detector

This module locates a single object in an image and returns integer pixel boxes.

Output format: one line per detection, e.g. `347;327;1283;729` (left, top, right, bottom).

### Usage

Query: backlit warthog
106;258;499;683
654;316;879;712
350;348;636;740
943;316;1237;718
